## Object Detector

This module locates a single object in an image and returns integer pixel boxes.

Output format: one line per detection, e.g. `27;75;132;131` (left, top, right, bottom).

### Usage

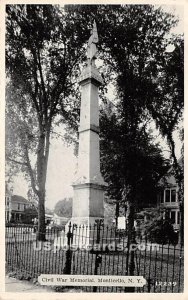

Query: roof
45;214;53;218
53;213;69;220
158;157;183;187
159;173;177;187
11;195;30;204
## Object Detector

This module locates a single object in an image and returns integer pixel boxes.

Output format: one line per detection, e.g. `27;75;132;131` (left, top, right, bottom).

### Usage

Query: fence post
63;222;73;274
125;223;136;292
129;226;136;275
93;220;103;292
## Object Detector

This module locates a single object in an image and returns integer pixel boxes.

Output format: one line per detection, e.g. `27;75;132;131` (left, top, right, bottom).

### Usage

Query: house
7;195;31;223
157;161;182;231
5;183;31;223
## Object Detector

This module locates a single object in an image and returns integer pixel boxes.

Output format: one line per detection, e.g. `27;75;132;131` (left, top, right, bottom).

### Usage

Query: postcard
0;0;187;299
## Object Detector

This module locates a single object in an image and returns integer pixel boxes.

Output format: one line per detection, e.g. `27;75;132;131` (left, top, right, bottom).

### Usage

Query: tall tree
6;5;86;240
148;37;184;244
100;100;169;223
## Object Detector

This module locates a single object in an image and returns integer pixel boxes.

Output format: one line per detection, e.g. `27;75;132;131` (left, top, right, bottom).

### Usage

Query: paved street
5;276;83;293
5;276;53;293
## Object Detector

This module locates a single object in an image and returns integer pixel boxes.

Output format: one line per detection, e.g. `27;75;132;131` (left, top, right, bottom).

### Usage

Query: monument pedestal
72;183;104;225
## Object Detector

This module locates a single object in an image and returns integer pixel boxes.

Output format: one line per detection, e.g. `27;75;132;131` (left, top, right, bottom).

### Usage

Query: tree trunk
124;198;135;293
115;200;119;227
127;201;135;275
36;127;50;241
37;190;46;241
178;188;184;246
167;134;184;245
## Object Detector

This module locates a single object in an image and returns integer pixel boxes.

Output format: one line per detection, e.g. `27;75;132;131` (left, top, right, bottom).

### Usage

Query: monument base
72;182;105;219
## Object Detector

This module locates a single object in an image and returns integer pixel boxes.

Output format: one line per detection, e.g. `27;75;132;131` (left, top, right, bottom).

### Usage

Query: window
177;212;180;224
164;188;177;203
165;190;170;202
18;203;20;210
170;211;176;224
165;210;170;219
171;189;176;202
160;191;164;203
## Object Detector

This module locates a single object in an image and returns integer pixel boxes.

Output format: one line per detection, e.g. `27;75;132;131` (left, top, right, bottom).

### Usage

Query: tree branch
36;49;48;111
24;144;39;196
6;157;27;166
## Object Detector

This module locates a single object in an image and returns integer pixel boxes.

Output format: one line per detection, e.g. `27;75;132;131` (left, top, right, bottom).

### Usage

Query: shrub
145;216;178;245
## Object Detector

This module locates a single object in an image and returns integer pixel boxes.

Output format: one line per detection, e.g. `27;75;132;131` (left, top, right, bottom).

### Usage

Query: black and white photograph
2;1;185;295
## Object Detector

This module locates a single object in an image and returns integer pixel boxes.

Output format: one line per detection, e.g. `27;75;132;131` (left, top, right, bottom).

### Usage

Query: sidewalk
5;276;53;293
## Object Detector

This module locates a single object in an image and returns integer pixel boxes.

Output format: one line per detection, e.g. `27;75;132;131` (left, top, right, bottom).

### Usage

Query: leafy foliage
54;197;72;218
100;101;170;210
143;210;178;245
6;5;88;239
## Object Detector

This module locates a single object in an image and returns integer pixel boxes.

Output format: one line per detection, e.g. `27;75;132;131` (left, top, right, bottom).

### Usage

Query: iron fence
5;223;184;293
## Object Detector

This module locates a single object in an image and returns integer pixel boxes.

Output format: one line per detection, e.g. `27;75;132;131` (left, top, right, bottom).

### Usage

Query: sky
161;5;184;34
11;5;184;210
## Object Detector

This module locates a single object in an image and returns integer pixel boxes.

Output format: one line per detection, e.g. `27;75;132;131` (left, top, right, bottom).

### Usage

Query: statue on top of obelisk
86;20;99;66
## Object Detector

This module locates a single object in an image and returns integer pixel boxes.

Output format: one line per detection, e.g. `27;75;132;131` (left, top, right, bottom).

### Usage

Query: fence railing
5;223;184;293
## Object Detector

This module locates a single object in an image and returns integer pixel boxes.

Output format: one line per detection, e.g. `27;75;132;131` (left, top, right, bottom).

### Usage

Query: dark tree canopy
100;101;170;209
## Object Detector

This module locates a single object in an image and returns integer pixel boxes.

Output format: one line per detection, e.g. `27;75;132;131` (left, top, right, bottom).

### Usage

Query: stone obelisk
71;21;106;226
